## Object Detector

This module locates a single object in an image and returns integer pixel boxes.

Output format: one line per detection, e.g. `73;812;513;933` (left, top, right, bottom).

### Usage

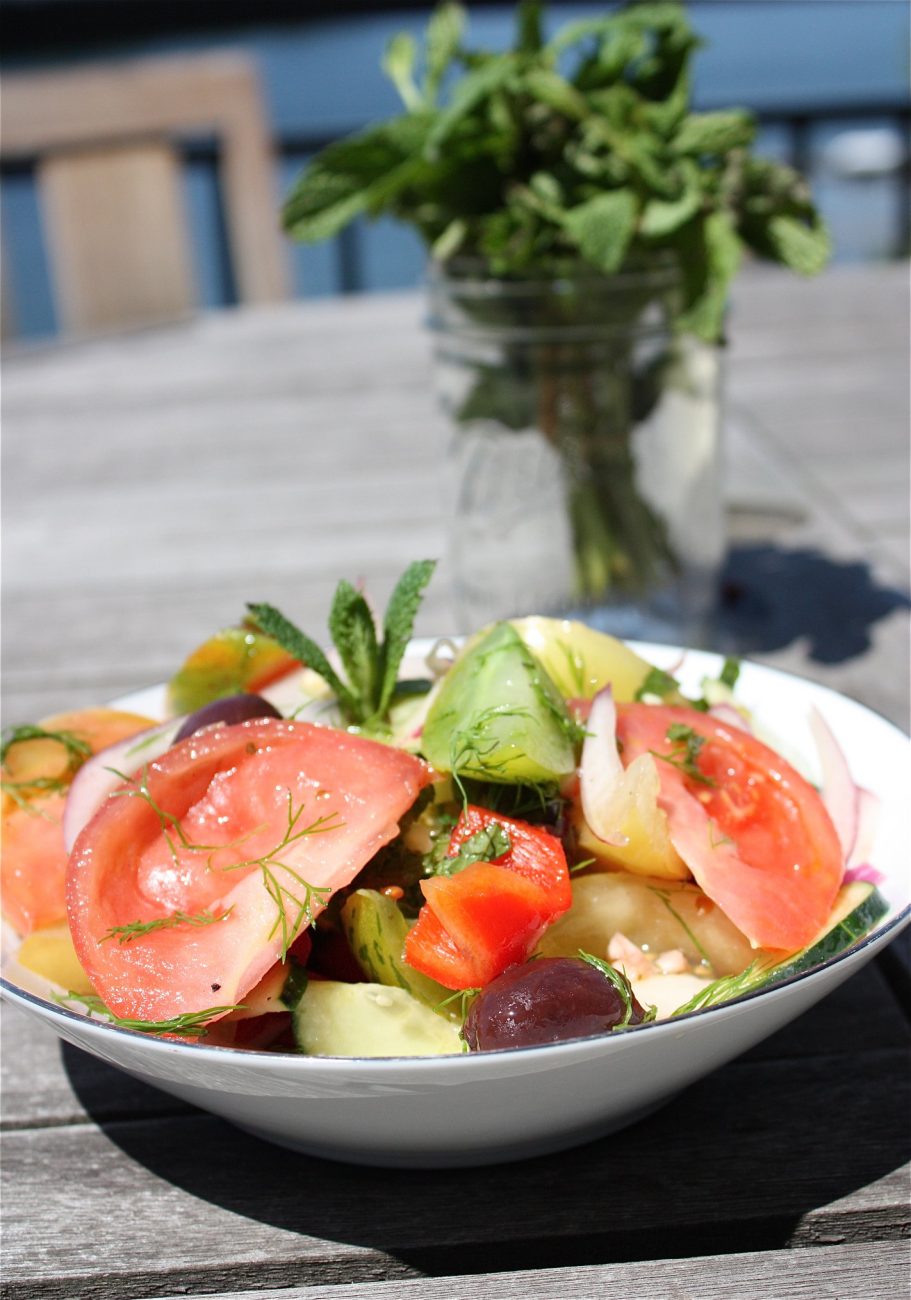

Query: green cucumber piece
420;621;577;784
292;981;463;1057
767;880;889;983
673;881;889;1015
340;889;456;1017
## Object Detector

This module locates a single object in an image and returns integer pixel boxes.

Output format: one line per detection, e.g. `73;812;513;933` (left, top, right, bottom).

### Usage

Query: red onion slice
707;703;752;733
808;706;860;862
579;686;629;847
63;720;180;852
849;787;881;868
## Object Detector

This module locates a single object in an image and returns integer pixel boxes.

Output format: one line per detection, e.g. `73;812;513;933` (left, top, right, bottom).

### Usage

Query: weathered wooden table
2;264;909;1299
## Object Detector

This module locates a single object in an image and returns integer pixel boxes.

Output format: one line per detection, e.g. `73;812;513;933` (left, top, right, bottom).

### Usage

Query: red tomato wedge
67;718;431;1024
1;709;156;935
404;806;571;989
615;704;844;951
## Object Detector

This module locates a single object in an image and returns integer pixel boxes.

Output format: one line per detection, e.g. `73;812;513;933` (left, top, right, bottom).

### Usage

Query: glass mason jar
427;258;725;644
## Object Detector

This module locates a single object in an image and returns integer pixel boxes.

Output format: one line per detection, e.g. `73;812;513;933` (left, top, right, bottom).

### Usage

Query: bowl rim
2;639;908;1068
3;903;908;1070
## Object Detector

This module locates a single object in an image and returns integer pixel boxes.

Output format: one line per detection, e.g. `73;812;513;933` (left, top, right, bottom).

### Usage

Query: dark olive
463;956;648;1052
172;693;282;743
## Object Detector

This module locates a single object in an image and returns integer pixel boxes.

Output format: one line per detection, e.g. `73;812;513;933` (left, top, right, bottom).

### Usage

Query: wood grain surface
1;264;909;1300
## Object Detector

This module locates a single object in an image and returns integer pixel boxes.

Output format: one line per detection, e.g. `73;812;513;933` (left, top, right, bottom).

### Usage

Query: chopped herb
54;991;243;1038
646;887;712;967
1;724;92;811
569;857;597;875
578;951;657;1028
719;657;741;689
99;908;233;945
651;723;716;787
424;821;512;878
634;667;680;702
438;986;480;1022
671;959;773;1015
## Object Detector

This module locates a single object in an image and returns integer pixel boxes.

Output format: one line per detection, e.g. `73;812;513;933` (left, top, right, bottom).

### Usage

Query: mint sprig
282;1;830;343
247;559;436;729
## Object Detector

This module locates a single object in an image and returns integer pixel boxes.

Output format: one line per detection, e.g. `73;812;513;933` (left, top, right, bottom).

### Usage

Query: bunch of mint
283;0;830;342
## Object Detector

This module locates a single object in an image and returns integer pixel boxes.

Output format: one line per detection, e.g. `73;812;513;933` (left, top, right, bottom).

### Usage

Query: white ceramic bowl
2;644;909;1168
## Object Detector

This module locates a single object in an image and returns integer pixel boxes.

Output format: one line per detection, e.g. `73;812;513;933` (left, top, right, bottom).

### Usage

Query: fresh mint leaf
383;32;422;111
328;581;380;713
522;67;589;121
425;2;465;98
377;560;437;717
562;190;637;273
282;2;829;343
672;110;756;156
246;602;358;717
426;54;518;153
765;213;832;276
251;561;437;729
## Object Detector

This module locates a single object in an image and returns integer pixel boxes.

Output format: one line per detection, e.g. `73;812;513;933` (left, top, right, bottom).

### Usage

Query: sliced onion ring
808;706;861;862
579;686;628;847
63;720;180;852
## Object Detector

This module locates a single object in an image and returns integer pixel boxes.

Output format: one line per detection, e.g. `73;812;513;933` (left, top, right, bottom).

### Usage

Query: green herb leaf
578;950;657;1027
562;190;637;273
634;665;680;701
99;908;233;945
672;109;756;156
424;820;511;877
376;559;437;718
246;602;358;717
425;1;466;98
1;724;93;810
765;213;832;276
719;656;741;689
282;1;828;343
426;54;518;153
651;723;715;787
522;67;589;122
328;580;380;714
383;32;422;111
56;991;243;1038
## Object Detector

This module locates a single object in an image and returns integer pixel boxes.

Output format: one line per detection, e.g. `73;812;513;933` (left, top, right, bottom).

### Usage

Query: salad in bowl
2;559;904;1075
3;561;904;1170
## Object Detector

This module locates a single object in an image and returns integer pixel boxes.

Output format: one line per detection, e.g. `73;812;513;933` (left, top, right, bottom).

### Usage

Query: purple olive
173;693;282;743
463;956;648;1052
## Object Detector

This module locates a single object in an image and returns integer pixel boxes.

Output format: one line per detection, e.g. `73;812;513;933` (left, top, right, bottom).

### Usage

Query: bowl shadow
717;543;910;664
61;958;911;1288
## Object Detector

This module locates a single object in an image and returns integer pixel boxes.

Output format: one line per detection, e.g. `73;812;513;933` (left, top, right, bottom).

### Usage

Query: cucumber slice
341;889;456;1016
672;881;889;1015
767;881;889;983
292;981;463;1057
421;622;577;784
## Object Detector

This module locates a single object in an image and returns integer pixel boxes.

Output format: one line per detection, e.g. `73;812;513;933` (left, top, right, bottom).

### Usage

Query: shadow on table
717;544;910;663
62;965;911;1286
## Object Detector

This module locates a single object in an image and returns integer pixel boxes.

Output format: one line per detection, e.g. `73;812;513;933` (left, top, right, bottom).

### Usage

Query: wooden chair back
2;53;288;335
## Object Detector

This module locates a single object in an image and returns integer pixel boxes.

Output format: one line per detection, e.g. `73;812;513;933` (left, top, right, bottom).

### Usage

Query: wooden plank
1;1045;907;1298
40;142;194;334
146;1242;911;1300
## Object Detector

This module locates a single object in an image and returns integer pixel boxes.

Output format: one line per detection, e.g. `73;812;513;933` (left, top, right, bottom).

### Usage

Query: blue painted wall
4;2;909;336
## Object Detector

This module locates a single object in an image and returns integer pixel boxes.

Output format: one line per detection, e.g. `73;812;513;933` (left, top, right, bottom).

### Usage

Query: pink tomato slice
1;709;157;935
67;718;431;1024
615;704;844;951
